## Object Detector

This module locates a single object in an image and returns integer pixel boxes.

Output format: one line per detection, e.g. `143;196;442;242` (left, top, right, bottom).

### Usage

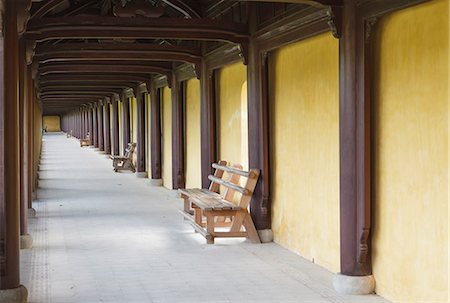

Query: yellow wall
372;1;449;302
162;87;173;189
184;78;202;188
43;115;61;132
217;62;248;169
269;33;340;273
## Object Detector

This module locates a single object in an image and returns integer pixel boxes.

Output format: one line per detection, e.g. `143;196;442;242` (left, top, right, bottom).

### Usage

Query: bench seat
180;189;241;211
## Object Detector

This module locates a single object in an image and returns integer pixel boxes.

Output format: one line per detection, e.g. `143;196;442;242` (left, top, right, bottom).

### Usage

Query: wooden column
171;74;185;189
88;105;94;145
200;59;216;188
121;96;130;154
103;99;111;155
0;0;24;291
26;66;34;210
135;86;147;176
97;101;104;151
338;0;372;278
111;95;119;156
93;105;98;148
247;37;272;234
18;38;29;242
149;82;161;180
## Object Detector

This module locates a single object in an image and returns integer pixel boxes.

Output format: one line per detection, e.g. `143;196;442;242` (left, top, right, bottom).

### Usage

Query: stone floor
20;133;389;303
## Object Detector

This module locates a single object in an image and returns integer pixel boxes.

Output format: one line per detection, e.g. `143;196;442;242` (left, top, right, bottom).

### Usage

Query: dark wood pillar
1;0;24;292
18;38;29;242
338;0;372;278
171;74;185;189
135;86;147;176
103;99;111;155
121;96;130;155
88;105;94;145
247;37;271;234
111;95;119;156
149;82;161;180
98;101;104;151
26;66;34;210
200;59;216;188
93;105;98;148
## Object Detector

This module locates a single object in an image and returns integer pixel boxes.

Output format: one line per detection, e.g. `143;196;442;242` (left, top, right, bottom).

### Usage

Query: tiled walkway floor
20;133;389;303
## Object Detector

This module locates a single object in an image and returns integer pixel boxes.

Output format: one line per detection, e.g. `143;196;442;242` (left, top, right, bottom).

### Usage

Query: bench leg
242;214;261;243
205;214;215;244
230;211;246;233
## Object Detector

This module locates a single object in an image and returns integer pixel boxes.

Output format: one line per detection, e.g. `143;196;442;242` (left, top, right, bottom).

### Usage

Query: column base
20;234;33;250
136;172;148;178
333;274;375;295
0;285;28;302
257;229;273;243
148;179;163;186
28;208;36;218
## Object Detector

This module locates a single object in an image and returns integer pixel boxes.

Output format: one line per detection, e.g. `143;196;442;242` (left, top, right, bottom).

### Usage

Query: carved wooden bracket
327;5;343;39
18;0;32;35
113;0;165;18
135;82;148;95
26;40;36;65
238;43;249;65
365;17;378;42
123;87;135;98
0;0;4;34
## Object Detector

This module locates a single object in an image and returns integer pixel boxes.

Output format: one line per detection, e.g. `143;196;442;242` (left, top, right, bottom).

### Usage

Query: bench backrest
124;143;136;159
208;162;260;209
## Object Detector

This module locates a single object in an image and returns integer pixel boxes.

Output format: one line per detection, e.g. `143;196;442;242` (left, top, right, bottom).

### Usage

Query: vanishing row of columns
0;1;41;299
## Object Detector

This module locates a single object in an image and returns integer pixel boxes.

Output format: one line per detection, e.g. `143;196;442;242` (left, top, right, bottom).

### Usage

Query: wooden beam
25;17;249;46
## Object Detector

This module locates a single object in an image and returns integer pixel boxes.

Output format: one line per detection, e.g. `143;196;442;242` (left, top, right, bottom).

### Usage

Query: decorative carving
17;0;32;35
26;40;36;65
358;228;370;264
238;43;249;65
113;0;165;18
365;17;378;42
327;5;343;39
0;0;4;34
193;63;201;80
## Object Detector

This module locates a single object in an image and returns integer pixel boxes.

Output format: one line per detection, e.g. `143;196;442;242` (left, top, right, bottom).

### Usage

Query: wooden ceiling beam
38;63;172;78
25;16;249;45
39;74;152;83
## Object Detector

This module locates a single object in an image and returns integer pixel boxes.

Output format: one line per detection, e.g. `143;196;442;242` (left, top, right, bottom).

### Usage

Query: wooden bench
179;162;261;244
80;132;90;147
110;143;136;173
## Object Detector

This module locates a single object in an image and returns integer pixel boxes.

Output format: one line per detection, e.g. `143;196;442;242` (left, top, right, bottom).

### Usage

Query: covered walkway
20;133;387;303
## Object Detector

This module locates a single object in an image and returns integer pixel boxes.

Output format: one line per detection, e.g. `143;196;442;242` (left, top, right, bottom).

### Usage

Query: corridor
19;133;387;303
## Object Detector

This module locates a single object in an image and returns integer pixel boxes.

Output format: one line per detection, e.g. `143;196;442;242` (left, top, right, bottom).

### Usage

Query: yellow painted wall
162;87;173;189
130;97;137;165
217;62;248;169
269;33;340;273
43;115;61;132
118;100;123;156
184;78;202;188
372;1;449;302
145;93;152;177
